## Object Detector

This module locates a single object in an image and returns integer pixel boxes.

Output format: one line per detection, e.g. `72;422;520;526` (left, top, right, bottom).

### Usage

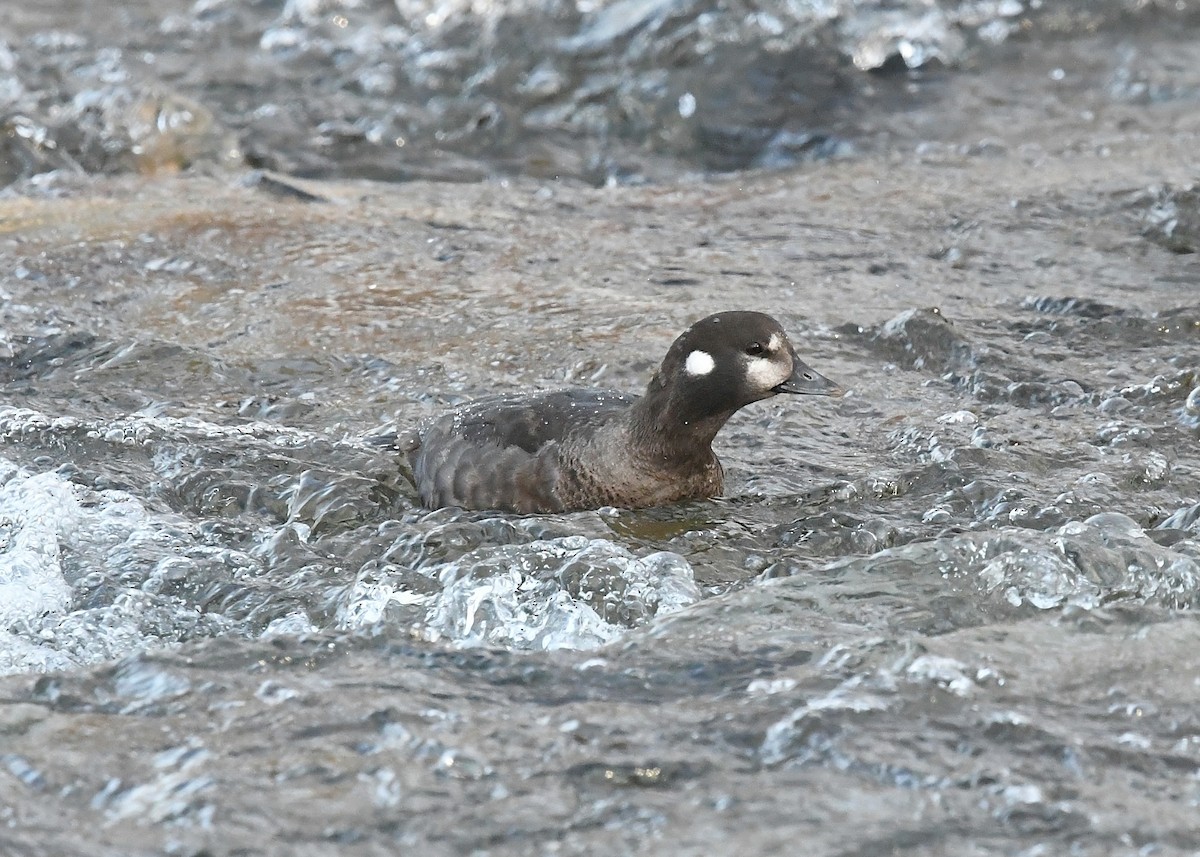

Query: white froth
0;444;253;676
338;537;701;651
685;350;715;377
0;469;77;631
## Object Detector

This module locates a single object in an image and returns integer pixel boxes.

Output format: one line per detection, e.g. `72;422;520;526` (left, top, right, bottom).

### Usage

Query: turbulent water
2;0;1200;855
3;0;1199;185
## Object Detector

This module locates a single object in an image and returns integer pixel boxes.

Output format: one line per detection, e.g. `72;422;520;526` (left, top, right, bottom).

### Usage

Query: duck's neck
627;377;736;467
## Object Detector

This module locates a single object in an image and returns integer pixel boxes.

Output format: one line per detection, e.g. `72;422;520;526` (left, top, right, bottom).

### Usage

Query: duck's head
653;311;842;421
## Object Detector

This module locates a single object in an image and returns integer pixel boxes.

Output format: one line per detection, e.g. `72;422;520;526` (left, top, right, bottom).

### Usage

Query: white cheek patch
685;350;715;377
746;355;790;390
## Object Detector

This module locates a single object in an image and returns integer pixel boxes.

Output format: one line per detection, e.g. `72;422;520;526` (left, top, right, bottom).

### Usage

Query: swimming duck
406;311;840;513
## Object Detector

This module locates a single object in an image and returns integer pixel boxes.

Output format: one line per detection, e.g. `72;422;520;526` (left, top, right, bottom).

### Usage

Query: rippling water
2;0;1200;854
3;0;1199;185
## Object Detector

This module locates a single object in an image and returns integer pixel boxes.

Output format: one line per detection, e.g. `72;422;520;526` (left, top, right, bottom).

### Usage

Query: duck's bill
774;360;844;397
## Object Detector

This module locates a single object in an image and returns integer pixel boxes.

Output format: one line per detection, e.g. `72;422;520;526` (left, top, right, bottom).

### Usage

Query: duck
403;311;841;513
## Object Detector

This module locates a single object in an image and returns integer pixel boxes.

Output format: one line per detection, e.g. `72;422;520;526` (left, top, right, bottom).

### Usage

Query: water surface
1;1;1200;854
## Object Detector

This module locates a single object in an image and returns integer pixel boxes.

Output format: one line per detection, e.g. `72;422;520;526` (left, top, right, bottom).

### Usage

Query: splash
337;535;700;650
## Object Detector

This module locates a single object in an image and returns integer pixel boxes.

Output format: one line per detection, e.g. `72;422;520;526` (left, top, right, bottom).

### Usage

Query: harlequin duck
405;311;841;513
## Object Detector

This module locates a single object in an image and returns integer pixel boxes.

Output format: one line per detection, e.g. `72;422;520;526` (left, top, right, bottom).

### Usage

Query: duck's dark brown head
647;311;842;426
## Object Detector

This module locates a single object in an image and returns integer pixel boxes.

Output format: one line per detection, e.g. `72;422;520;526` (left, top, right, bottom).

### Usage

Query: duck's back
410;388;637;513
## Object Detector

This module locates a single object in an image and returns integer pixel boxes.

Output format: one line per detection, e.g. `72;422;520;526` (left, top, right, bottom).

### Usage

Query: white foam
0;457;243;675
337;536;701;651
0;469;78;630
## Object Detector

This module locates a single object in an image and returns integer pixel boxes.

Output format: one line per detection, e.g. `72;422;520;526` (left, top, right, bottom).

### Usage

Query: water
3;0;1199;186
2;0;1200;854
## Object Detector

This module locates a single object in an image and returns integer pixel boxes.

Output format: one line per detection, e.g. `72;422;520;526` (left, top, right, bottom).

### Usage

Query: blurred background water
1;1;1199;854
2;0;1198;186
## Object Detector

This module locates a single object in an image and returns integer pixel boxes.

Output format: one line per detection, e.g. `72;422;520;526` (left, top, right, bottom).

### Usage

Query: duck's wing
408;388;636;513
442;388;636;454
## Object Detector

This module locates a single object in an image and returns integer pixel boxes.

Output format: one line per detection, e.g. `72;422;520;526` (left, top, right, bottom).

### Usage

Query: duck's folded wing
445;389;634;452
411;431;562;513
408;388;635;513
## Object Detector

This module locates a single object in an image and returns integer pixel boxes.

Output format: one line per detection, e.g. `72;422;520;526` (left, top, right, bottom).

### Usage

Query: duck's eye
745;342;765;356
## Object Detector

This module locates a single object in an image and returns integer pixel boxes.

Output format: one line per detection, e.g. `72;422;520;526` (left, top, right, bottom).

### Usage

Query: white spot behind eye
685;350;715;377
